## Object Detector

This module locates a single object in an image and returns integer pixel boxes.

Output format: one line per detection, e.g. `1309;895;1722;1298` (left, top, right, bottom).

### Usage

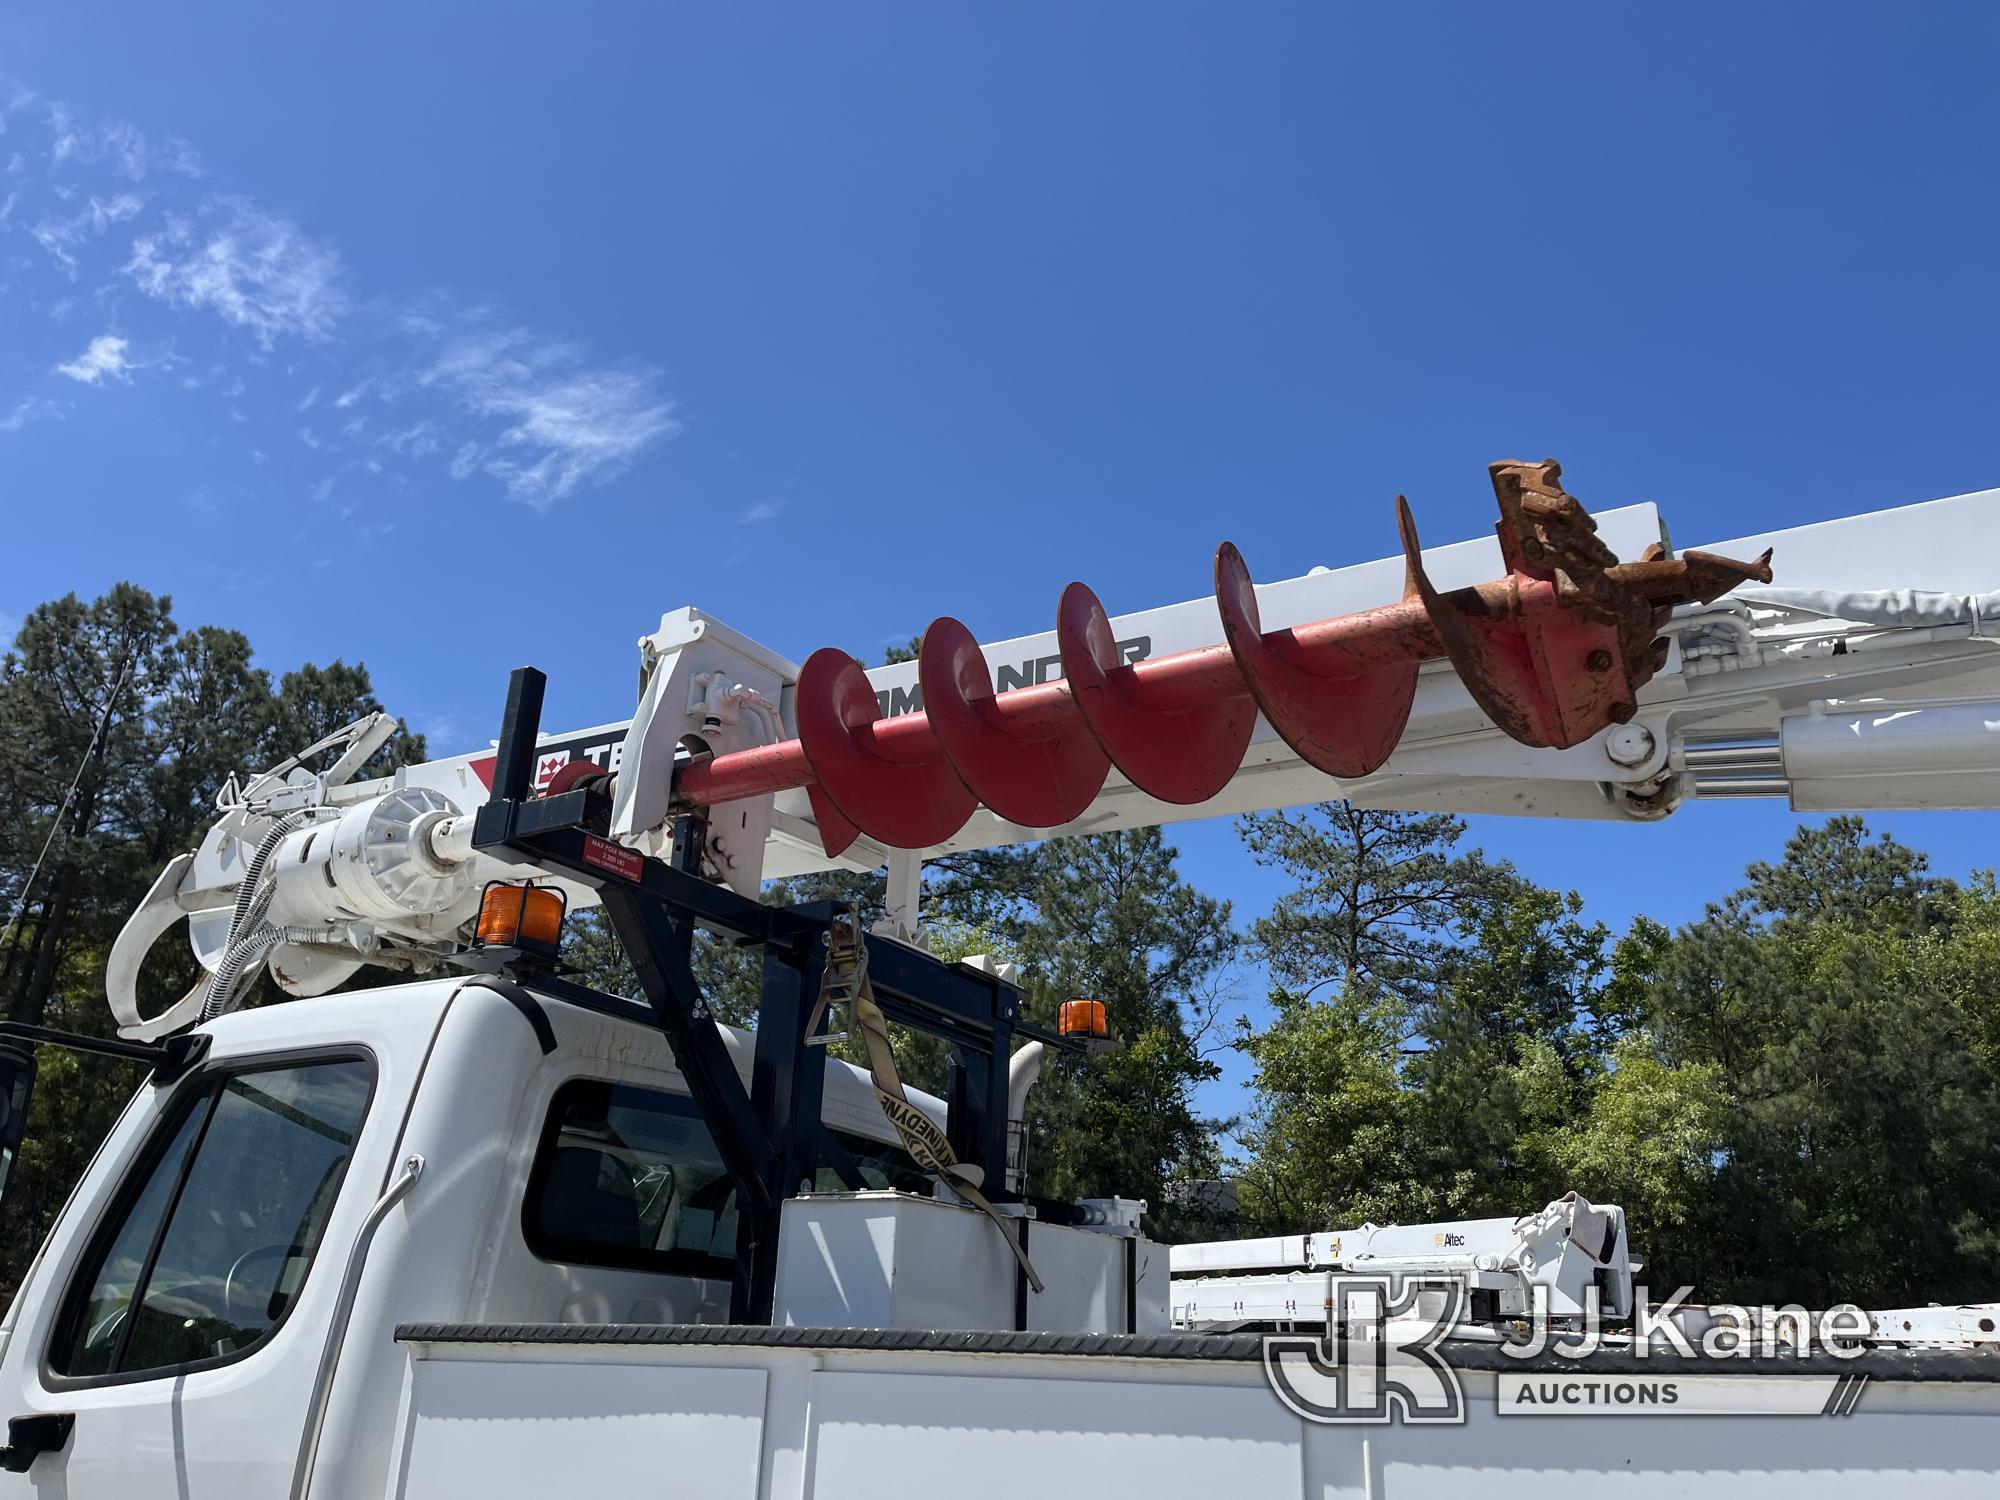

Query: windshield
52;1057;374;1379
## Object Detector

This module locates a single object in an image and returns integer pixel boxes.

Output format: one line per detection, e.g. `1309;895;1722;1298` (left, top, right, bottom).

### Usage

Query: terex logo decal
534;749;571;788
874;636;1152;719
467;733;630;792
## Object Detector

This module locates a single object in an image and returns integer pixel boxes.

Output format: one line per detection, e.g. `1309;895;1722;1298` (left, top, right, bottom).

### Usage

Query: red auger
675;460;1774;856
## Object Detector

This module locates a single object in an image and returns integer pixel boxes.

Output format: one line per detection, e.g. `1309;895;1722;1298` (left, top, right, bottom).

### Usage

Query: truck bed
390;1323;2000;1499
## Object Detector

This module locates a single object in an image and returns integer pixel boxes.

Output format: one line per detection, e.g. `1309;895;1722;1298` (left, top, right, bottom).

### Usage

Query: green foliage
1235;985;1418;1227
1546;1035;1729;1239
1004;830;1233;1234
562;869;1018;1096
1614;819;2000;1304
258;660;429;775
1238;810;2000;1307
1734;815;1950;935
1;587;190;1031
1238;803;1518;1004
1236;807;1615;1234
0;586;429;1295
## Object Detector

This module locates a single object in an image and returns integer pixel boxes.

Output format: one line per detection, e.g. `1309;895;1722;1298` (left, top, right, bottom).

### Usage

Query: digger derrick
105;455;2000;1045
673;459;1774;856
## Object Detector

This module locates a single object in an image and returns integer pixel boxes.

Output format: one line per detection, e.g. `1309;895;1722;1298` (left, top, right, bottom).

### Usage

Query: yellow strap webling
818;906;1043;1295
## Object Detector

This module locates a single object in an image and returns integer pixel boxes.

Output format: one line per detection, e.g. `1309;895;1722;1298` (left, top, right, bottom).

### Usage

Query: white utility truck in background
0;460;1998;1496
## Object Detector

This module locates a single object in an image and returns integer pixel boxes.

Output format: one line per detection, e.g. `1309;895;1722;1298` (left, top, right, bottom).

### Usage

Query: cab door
0;1052;376;1497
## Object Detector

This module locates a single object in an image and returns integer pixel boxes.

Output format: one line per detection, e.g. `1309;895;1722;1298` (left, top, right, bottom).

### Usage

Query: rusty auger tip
1397;460;1777;751
1678;547;1776;603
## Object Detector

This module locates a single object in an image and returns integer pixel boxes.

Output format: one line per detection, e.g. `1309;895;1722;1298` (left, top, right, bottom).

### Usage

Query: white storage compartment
772;1191;1168;1334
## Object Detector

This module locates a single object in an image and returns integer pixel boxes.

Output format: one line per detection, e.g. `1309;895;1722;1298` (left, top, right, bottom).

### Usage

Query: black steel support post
490;667;547;804
943;1029;1015;1195
482;667;781;1321
598;884;777;1323
468;664;1079;1324
748;914;830;1314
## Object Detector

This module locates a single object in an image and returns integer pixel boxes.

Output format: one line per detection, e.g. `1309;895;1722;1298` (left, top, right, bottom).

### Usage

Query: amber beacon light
474;883;567;957
1058;998;1110;1041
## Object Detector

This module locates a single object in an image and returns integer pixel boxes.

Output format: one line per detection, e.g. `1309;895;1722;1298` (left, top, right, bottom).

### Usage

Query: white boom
108;475;2000;1041
1171;1192;1635;1331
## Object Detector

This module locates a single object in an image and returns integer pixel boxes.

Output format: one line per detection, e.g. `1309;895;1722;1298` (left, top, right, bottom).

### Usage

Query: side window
525;1079;740;1280
525;1079;932;1281
51;1057;374;1381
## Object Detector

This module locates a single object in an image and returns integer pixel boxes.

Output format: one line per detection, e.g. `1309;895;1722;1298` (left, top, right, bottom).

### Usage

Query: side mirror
0;1044;38;1211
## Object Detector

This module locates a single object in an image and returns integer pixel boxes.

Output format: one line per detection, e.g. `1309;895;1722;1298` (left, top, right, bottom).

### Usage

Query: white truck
0;978;1995;1498
3;458;2000;1495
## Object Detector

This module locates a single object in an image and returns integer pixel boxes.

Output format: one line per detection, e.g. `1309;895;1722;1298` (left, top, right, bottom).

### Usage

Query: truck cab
0;976;930;1496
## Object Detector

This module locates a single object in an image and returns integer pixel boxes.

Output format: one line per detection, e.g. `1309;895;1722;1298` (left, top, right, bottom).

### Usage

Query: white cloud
422;327;678;510
157;138;203;180
125;198;345;347
47;104;81;167
6;76;678;510
741;501;783;524
1;397;59;432
380;420;439;457
54;333;133;385
41;102;192;181
100;121;147;181
31;191;143;277
0;76;34;119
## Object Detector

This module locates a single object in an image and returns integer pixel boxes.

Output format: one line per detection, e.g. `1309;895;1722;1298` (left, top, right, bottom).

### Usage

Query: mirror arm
0;1022;210;1085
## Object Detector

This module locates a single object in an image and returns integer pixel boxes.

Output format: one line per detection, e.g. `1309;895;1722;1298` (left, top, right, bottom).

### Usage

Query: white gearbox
259;786;481;993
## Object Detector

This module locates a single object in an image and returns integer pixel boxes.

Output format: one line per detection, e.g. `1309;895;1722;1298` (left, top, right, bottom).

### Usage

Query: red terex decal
582;834;645;882
468;751;570;791
467;734;624;794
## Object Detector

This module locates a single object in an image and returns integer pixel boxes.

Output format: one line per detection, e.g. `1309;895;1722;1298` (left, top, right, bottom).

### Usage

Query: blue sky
3;5;1998;1129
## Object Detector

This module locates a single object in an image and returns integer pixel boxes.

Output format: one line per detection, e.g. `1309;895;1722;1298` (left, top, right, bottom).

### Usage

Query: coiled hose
199;811;323;1022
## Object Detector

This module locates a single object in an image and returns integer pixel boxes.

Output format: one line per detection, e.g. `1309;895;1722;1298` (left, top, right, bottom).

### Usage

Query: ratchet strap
812;907;1043;1294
